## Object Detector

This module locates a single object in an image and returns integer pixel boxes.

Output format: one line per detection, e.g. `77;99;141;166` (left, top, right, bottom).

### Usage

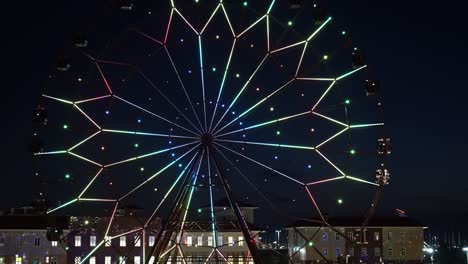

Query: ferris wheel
31;0;391;263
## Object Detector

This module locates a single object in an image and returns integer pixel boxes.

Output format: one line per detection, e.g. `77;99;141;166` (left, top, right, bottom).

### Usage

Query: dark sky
1;0;467;231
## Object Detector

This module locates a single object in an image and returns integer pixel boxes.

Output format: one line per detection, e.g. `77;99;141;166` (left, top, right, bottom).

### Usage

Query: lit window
228;256;234;263
34;237;41;246
347;232;354;241
238;236;244;246
120;236;126;247
74;257;81;264
90;236;96;247
15;256;22;264
51;241;58;247
33;257;40;264
149;236;155;247
119;256;126;264
322;248;328;256
198;236;203;246
387;232;392;241
400;232;406;240
322;232;328;241
217;236;223;246
134;256;141;264
374;232;380;241
375;247;381;257
335;248;341;256
401;248;406;257
387;248;393;257
228;236;234;246
207;236;212;246
187;236;193;247
149;256;155;264
238;257;243;264
74;236;81;247
89;257;96;264
0;257;5;264
105;236;111;247
50;257;57;264
361;247;367;257
134;236;141;247
105;256;111;264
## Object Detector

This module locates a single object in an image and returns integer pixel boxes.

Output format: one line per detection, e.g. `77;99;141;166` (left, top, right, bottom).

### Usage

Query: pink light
305;186;325;221
95;62;113;94
164;8;174;44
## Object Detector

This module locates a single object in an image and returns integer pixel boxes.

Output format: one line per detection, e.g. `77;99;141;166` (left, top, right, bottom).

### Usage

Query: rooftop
288;216;425;228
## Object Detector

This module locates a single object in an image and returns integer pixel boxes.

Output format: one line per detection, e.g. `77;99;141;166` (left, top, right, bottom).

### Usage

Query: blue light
171;153;175;157
308;165;312;169
274;156;278;160
105;110;110;115
169;141;172;144
178;163;183;168
232;111;236;115
222;104;225;108
239;122;243;126
137;119;141;123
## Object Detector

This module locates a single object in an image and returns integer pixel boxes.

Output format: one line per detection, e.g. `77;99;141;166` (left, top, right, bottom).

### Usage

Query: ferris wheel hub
201;133;214;145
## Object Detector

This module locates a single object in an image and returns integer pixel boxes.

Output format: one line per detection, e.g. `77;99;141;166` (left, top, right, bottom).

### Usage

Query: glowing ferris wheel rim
34;0;390;263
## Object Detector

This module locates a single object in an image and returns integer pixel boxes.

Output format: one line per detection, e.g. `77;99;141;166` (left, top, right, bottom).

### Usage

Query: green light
63;124;68;129
337;198;343;205
308;241;314;247
212;67;217;72
65;174;71;180
243;1;248;7
350;149;356;155
276;131;281;135
197;208;202;213
345;99;351;105
134;143;139;148
288;21;293;26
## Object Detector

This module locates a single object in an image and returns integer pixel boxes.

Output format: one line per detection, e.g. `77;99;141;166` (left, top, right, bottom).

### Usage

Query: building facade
287;217;425;264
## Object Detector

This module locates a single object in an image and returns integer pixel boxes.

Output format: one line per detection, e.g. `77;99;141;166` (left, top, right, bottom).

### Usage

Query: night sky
1;0;468;231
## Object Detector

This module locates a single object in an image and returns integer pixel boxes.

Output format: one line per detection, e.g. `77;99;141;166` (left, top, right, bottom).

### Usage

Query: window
361;247;368;257
90;236;96;247
228;256;234;263
50;257;57;264
34;237;41;247
120;236;126;247
228;236;234;246
187;236;193;247
374;232;380;241
218;236;223;246
119;256;126;264
335;248;341;256
149;236;155;247
0;257;5;264
375;247;381;257
75;236;81;247
105;236;111;247
207;236;213;246
347;232;354;241
134;256;141;264
105;256;111;264
238;236;244;246
197;236;203;246
238;257;243;264
15;256;22;264
32;257;40;264
89;257;96;264
0;236;5;246
349;248;354;257
387;248;393;257
322;232;328;241
387;232;392;241
149;256;155;264
335;232;341;241
16;237;23;247
401;248;406;257
134;236;141;247
51;241;58;247
400;232;406;240
74;257;81;264
322;248;328;256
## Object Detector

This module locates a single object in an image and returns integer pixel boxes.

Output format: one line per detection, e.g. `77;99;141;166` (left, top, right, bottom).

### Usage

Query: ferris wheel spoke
211;53;270;133
135;30;164;46
200;4;221;35
104;141;198;168
213;142;304;185
214;78;295;136
217;111;311;137
144;152;199;227
208;38;237;133
306;176;346;186
138;71;204;135
206;148;218;248
113;95;200;136
68;131;102;152
197;35;208;132
102;128;198;140
46;199;78;214
315;149;346;176
74;95;112;104
237;15;267;38
312;112;348;127
215;138;315;151
95;62;114;95
311;80;337;111
336;65;367;81
164;46;204;131
78;168;104;198
350;123;385;129
34;150;67;156
118;144;200;201
42;94;73;105
346;175;379;186
68;151;102;167
304;186;326;222
220;4;235;37
316;127;349;149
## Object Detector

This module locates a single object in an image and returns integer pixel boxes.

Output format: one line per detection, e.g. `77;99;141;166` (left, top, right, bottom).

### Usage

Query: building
0;215;69;264
64;207;161;264
287;217;425;264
